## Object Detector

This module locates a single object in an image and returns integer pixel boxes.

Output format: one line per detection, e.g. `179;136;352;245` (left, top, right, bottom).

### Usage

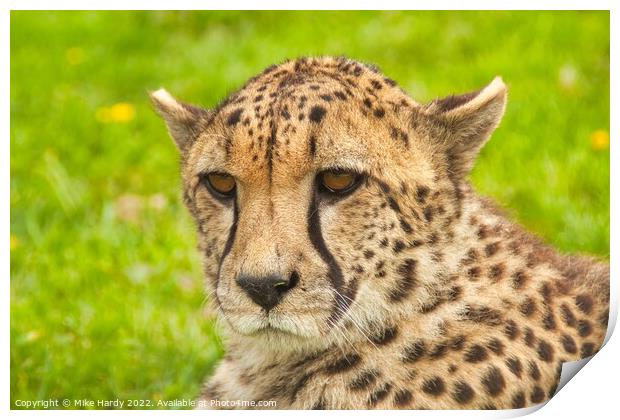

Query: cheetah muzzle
151;57;610;410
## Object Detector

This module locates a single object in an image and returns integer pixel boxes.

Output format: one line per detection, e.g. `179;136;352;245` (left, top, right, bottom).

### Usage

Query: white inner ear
447;76;506;116
151;88;184;114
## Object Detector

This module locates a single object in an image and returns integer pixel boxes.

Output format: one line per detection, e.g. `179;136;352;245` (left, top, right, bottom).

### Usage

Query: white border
1;0;616;10
4;2;616;420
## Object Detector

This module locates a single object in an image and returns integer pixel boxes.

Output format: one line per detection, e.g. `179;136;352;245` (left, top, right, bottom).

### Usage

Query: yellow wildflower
96;103;136;123
25;330;41;342
590;130;610;151
10;234;19;250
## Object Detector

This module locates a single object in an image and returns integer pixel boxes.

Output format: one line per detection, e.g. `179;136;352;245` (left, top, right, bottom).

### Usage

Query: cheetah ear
426;77;507;178
150;88;210;154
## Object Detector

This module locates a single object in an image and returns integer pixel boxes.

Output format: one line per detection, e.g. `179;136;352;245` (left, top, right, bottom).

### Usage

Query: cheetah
151;57;610;410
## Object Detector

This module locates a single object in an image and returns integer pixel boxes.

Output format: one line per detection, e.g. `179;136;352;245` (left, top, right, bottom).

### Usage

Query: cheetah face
152;58;506;347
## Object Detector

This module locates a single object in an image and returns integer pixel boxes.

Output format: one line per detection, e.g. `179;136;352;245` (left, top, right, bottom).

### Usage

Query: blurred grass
10;11;609;408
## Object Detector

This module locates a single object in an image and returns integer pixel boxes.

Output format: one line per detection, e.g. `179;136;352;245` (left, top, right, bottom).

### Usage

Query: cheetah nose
236;271;300;311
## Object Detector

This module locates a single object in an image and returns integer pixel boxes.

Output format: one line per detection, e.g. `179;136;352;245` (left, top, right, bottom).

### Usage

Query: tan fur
152;57;609;409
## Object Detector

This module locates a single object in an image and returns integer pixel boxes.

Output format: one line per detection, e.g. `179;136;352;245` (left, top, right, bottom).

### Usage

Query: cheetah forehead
194;57;424;178
217;56;420;112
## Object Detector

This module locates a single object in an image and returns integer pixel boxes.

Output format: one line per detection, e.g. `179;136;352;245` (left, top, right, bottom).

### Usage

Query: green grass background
10;11;609;408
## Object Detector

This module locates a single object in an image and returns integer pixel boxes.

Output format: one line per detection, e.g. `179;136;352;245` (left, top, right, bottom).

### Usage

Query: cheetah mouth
256;324;297;335
225;311;322;339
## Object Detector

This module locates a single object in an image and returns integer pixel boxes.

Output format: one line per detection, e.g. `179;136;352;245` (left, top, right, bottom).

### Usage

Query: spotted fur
152;57;609;409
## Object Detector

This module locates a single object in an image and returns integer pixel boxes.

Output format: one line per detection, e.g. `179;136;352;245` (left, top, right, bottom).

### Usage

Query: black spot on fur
409;239;423;248
529;361;541;381
450;335;467;351
481;366;505;396
226;108;243;126
419;294;445;314
416;186;430;203
487;338;505;355
560;303;577;327
489;263;505;281
537;340;554;363
452;382;475;404
371;326;399;346
530;386;545;404
429;343;448;359
577;319;592;337
485;242;500;257
325;354;361;374
368;382;392;407
349;369;379;391
523;328;536;346
464;344;488;363
387;197;401;213
399;218;413;233
384;77;397;86
447;285;462;301
511;271;528;289
389;258;417;301
423;207;434;222
467;266;480;280
506;357;522;378
402;340;426;363
581;342;595;358
511;391;526;408
392;240;406;254
575;294;594;314
561;334;577;354
520;297;536;317
373;107;385;118
393;389;413;407
543;309;556;330
309;105;326;123
504;320;520;340
421;377;445;396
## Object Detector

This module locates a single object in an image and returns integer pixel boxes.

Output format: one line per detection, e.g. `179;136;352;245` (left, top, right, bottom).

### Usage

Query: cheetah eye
318;170;362;195
202;172;236;198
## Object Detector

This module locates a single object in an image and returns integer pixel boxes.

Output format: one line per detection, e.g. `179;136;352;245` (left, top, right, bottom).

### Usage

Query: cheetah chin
152;56;609;410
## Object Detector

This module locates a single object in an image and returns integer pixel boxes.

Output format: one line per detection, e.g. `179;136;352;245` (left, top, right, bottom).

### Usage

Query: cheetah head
152;57;506;351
